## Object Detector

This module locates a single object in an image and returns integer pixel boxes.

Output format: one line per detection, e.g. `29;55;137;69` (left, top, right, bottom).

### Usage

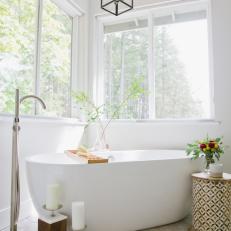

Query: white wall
88;0;231;172
75;0;88;12
211;0;231;169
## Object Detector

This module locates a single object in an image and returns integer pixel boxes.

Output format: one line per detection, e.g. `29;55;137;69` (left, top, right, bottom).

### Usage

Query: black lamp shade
101;0;134;16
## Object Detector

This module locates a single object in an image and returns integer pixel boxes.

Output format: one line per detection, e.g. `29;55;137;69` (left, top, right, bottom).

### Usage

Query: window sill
99;119;221;125
0;113;86;126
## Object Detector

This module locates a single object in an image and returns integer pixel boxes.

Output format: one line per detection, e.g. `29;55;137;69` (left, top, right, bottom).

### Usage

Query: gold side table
191;173;231;231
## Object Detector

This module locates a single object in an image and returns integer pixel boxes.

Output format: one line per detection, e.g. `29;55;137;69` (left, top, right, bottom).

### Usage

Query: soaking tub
26;150;200;231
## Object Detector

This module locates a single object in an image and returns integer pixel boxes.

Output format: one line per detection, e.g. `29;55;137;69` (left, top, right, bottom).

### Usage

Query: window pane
0;0;36;114
40;0;72;117
154;17;211;119
104;19;149;119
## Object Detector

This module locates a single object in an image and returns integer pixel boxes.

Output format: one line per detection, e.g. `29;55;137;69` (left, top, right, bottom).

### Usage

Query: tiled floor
1;216;191;231
1;217;38;231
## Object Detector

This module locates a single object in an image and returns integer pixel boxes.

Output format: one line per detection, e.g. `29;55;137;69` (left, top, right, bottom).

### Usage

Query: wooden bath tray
66;150;108;164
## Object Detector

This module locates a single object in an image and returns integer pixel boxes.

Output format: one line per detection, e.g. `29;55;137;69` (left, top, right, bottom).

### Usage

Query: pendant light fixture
101;0;134;16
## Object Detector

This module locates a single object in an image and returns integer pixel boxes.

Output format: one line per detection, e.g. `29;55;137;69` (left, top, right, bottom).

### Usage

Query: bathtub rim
25;149;192;166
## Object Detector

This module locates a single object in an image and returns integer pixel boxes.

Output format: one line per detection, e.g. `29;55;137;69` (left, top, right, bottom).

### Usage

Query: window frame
35;0;80;117
94;0;215;122
0;0;84;119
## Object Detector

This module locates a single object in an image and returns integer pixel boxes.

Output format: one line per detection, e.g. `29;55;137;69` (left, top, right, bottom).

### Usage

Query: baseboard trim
0;200;33;230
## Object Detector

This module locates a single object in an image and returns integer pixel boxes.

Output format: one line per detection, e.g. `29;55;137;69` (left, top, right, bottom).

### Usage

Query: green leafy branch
73;77;146;136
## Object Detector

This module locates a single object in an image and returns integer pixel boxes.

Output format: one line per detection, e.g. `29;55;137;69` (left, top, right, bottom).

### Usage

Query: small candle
72;201;85;230
45;184;60;210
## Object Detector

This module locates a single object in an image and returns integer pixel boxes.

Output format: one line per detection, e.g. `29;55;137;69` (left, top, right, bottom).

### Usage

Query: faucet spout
20;95;46;109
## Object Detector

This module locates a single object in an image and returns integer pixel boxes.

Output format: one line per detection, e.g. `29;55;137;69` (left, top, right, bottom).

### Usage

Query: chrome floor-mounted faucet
10;89;46;231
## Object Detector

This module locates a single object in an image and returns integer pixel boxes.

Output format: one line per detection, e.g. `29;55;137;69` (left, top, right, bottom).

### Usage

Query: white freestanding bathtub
26;150;200;231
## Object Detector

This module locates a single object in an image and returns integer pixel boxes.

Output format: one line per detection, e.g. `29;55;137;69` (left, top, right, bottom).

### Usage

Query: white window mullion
70;16;78;117
148;12;156;119
34;0;43;115
95;20;105;106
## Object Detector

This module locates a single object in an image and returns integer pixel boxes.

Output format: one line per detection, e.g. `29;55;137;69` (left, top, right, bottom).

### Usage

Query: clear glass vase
203;158;215;173
91;124;110;151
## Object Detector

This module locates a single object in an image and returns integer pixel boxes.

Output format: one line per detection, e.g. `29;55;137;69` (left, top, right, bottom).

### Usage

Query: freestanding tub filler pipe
10;89;46;231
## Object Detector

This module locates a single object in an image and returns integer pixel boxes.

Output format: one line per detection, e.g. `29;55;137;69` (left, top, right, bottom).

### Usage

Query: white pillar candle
72;201;85;230
46;184;60;210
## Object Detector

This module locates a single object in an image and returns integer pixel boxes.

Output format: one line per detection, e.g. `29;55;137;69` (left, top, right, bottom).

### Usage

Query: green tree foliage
0;0;71;117
40;0;72;117
104;23;203;120
1;3;204;119
104;28;149;119
0;0;36;114
154;26;202;119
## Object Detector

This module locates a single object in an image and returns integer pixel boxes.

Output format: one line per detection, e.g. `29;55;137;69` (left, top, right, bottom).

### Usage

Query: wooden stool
38;214;67;231
192;173;231;231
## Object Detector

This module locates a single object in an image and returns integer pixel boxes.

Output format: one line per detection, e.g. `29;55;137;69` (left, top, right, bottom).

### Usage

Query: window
104;18;149;119
101;2;212;120
0;0;36;114
40;0;72;117
0;0;74;117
